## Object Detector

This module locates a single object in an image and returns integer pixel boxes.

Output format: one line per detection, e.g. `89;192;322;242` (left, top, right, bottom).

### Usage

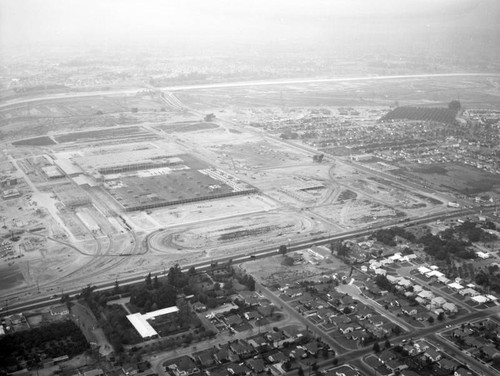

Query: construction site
2;75;492;302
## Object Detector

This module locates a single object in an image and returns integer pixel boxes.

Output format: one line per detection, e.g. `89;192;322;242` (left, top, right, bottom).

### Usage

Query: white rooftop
418;266;431;274
471;295;489;303
448;282;464;290
426;270;444;278
74;149;179;171
142;306;179;320
127;306;179;338
54;158;83;175
127;313;157;338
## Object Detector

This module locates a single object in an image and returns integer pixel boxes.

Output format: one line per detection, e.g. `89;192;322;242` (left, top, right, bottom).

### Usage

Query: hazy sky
0;0;498;56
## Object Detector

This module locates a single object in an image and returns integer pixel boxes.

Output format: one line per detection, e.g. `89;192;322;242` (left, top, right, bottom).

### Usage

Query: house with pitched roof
386;360;408;374
378;349;397;364
166;356;199;376
338;322;354;334
442;302;458;313
424;348;442;362
266;350;287;364
245;358;266;374
454;367;474;376
437;358;459;372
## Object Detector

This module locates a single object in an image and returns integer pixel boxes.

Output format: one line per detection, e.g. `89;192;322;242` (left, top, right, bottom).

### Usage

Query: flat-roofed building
447;282;464;291
73;149;182;175
471;295;489;304
418;266;431;275
54;158;83;177
42;166;64;179
127;306;179;338
2;189;21;199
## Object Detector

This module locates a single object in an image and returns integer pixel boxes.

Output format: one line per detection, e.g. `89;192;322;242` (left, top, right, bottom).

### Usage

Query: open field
394;162;500;195
12;136;56;146
154;121;219;133
176;76;500;109
53;125;156;143
241;250;347;287
0;264;25;291
0;94;189;141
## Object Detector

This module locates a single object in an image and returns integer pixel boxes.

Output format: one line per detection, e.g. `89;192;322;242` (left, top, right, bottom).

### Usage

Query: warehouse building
54;158;83;177
42;166;64;179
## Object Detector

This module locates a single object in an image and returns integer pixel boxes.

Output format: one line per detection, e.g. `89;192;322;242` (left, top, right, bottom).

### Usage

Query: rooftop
127;306;179;338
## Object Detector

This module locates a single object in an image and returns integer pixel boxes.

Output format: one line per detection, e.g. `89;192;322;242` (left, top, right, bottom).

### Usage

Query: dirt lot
241;251;347;287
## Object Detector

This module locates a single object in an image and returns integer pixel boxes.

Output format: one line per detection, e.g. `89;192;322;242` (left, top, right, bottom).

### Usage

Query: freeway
1;73;500;110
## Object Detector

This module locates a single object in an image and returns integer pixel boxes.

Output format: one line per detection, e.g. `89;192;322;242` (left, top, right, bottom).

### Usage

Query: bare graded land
241;251;347;287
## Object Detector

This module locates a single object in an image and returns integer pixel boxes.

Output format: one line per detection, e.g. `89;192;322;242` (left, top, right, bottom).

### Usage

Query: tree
282;360;291;371
145;273;152;289
385;339;391;349
282;256;294;266
80;284;95;301
168;264;187;288
437;312;445;321
492;353;500;366
448;100;461;112
373;342;381;353
311;362;319;372
153;275;160;289
279;244;288;256
428;316;435;324
322;346;330;358
247;276;256;291
60;294;72;310
374;275;393;292
114;280;120;295
330;240;350;257
204;113;216;122
298;367;304;376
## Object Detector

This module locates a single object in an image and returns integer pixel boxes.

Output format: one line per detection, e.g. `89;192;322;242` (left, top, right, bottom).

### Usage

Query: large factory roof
54;158;83;176
42;166;64;178
73;149;179;171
